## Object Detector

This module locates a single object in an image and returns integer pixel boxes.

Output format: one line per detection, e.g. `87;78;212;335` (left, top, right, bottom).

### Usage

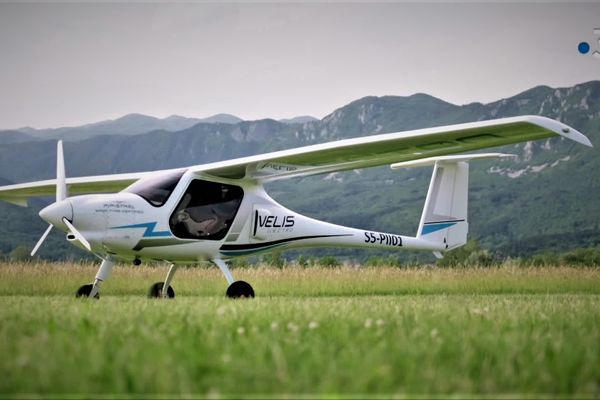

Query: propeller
30;224;53;257
63;217;91;251
56;138;67;202
31;141;91;256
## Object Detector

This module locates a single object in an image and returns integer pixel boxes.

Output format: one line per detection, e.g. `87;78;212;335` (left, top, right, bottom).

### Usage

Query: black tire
148;282;175;298
226;280;255;298
75;283;99;299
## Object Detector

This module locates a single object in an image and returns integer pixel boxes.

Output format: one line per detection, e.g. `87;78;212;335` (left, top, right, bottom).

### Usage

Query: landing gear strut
75;258;114;299
212;259;255;298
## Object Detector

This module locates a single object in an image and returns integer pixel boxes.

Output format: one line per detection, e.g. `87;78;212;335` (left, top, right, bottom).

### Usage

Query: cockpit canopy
123;169;245;240
123;169;186;207
170;179;244;240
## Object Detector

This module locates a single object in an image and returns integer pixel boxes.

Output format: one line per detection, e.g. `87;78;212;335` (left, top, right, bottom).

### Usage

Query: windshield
124;169;186;207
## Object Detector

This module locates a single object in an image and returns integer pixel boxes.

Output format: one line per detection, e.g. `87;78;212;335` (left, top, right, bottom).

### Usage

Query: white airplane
0;116;592;298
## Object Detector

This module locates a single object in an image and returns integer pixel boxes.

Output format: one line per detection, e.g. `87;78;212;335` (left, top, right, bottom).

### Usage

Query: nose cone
39;199;73;229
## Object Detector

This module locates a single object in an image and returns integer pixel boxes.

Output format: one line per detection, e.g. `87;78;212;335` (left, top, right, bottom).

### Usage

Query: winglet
528;116;593;147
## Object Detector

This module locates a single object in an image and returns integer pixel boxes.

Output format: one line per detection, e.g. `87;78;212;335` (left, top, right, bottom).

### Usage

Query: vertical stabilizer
416;161;469;250
391;153;515;253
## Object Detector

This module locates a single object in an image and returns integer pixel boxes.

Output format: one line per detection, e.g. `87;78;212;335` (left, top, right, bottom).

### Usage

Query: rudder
416;161;469;250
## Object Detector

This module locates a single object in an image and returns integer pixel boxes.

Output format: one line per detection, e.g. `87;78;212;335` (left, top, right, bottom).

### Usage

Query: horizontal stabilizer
390;153;516;170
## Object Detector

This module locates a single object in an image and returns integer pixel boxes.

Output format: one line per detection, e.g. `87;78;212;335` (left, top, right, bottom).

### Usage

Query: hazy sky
0;2;599;129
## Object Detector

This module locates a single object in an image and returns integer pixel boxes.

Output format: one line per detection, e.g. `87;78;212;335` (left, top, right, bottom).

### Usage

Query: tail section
416;161;469;250
391;153;514;252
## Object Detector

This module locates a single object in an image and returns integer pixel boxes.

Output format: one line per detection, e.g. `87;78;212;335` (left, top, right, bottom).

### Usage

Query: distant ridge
10;81;599;144
7;113;245;142
279;115;319;124
0;130;39;145
198;113;243;124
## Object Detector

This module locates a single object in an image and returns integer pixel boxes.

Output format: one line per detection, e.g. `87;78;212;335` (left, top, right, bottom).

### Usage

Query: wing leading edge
191;115;591;181
0;115;592;206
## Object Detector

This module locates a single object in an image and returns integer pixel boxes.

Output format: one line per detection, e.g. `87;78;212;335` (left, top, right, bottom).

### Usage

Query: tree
263;251;285;268
10;245;31;262
437;240;496;268
319;256;340;268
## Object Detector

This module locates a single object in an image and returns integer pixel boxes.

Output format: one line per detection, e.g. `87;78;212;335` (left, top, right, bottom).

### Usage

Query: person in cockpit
176;207;227;237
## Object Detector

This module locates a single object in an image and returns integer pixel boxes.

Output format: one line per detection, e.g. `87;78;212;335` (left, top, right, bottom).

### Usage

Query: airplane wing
0;115;591;206
191;115;592;181
0;172;152;206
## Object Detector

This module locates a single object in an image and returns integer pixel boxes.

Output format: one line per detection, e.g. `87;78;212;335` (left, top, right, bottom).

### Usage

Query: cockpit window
170;179;244;240
124;169;186;207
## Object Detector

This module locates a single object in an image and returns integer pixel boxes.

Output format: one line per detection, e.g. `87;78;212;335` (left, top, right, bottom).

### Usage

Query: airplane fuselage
43;169;442;264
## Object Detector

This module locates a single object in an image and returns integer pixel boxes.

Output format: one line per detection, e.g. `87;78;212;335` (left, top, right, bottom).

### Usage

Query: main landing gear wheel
148;282;175;298
75;284;99;299
226;280;255;299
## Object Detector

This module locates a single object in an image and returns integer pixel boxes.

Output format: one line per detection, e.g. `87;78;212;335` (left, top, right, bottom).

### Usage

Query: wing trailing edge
192;115;591;181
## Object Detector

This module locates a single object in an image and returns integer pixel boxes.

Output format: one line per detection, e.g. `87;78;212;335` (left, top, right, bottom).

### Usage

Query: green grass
0;263;599;397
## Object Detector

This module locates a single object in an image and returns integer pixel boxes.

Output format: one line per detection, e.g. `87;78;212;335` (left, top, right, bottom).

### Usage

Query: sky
0;1;599;129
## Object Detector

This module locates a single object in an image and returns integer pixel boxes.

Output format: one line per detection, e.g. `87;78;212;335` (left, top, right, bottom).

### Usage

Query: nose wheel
75;283;100;299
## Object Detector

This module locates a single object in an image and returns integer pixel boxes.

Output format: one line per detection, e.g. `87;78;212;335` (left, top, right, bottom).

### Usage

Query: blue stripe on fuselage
111;222;172;238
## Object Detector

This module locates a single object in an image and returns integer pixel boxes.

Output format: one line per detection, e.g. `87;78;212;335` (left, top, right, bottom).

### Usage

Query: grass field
0;262;599;397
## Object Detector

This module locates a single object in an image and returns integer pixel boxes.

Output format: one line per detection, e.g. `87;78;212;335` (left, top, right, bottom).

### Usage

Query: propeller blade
56;140;67;202
62;217;91;251
30;224;53;257
31;142;74;257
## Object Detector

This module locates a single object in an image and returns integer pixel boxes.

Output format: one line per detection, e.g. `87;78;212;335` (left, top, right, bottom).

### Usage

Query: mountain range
0;81;598;261
2;113;320;143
